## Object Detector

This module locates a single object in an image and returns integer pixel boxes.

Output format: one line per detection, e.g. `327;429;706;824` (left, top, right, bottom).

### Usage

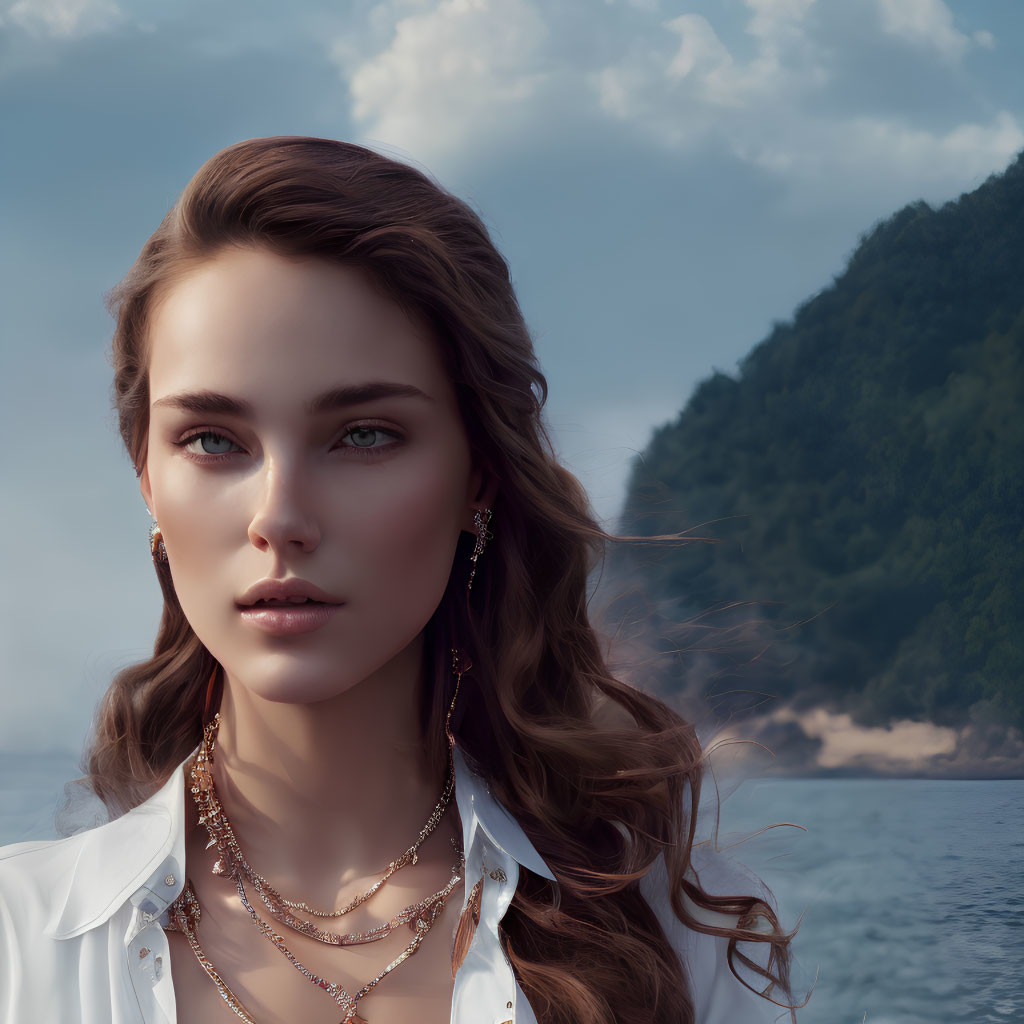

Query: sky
2;0;1023;757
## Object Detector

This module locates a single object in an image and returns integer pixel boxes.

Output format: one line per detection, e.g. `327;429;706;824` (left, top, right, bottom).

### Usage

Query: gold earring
466;508;493;593
150;521;168;563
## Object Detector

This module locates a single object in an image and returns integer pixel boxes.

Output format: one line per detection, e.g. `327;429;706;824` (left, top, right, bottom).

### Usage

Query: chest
164;888;464;1024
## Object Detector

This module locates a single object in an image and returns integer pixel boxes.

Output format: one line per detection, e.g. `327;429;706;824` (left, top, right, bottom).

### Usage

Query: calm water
2;754;1022;1023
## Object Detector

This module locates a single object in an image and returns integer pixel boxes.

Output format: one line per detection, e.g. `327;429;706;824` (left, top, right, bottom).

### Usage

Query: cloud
337;0;552;170
329;0;1013;208
746;0;816;15
2;0;122;38
663;14;733;89
841;110;1023;181
592;3;826;148
744;0;817;46
736;109;1024;212
589;0;1016;206
876;0;978;62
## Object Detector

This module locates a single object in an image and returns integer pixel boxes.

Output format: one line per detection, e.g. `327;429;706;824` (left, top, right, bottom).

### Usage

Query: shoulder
0;833;94;1014
0;764;189;1020
638;850;791;1023
0;833;88;930
0;786;176;941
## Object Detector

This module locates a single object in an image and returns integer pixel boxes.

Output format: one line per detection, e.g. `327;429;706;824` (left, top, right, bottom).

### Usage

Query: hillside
613;152;1024;735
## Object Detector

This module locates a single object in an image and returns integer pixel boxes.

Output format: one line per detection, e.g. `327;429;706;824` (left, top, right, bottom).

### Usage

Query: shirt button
164;874;176;887
139;897;161;919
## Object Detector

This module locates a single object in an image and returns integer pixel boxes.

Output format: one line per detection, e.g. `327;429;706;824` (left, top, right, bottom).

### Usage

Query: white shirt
0;741;785;1023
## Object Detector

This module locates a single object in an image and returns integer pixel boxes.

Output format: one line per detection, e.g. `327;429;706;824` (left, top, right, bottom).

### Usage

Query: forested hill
614;151;1024;735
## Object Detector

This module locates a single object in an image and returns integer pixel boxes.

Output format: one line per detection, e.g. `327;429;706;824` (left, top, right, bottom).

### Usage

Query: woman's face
139;245;483;705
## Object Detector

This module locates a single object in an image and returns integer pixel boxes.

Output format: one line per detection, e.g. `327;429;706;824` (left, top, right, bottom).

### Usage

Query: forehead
146;246;456;413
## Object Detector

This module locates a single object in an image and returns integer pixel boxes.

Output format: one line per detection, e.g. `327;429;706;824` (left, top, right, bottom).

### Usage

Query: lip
237;577;343;607
238;602;343;636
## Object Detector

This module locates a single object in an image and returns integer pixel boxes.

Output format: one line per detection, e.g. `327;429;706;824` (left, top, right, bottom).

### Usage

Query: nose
246;456;322;556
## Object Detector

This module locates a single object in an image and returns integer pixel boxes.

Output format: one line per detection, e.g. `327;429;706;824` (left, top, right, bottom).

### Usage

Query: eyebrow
151;381;433;417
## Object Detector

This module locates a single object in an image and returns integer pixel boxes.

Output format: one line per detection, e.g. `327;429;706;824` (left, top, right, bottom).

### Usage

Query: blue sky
2;0;1022;755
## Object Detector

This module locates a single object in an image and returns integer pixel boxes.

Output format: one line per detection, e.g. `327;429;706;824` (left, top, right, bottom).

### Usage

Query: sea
1;752;1021;1024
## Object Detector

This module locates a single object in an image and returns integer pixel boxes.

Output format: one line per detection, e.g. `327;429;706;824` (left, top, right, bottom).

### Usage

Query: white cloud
337;0;824;164
591;4;826;152
593;0;823;122
586;0;1019;206
734;109;1024;209
591;16;736;149
745;0;816;42
605;0;660;10
746;0;816;16
842;110;1024;182
876;0;984;62
591;0;827;150
339;0;551;170
664;14;732;84
330;0;1019;215
3;0;122;38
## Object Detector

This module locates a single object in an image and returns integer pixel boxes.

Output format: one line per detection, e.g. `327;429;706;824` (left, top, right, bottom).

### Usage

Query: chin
256;684;360;708
216;632;423;707
243;672;362;706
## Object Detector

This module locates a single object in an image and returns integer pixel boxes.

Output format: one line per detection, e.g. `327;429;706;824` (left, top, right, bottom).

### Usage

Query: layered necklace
166;709;465;1024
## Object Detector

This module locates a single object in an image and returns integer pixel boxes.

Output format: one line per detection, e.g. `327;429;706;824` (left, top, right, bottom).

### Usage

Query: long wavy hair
86;136;802;1023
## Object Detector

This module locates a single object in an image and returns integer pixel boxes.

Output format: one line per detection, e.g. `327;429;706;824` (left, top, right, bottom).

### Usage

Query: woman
0;136;801;1023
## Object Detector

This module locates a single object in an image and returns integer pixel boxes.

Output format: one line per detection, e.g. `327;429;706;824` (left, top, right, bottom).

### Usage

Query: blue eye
173;431;239;461
343;426;389;448
172;425;404;464
335;425;404;454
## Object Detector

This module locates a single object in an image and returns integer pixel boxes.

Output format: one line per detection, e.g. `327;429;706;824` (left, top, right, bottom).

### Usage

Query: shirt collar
450;744;556;884
47;738;556;940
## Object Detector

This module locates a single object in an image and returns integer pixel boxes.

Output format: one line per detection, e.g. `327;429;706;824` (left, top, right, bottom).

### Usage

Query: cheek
346;454;467;600
150;461;237;612
161;474;235;560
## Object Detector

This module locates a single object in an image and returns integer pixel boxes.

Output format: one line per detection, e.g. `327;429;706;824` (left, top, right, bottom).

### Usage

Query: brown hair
88;136;802;1023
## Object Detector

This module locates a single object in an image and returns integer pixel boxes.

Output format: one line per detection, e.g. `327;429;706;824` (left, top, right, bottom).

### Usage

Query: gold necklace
170;740;464;1024
189;713;460;944
166;650;471;1022
168;846;463;1024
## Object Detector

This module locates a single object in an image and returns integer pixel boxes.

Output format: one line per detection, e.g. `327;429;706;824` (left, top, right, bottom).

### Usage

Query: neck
201;638;453;901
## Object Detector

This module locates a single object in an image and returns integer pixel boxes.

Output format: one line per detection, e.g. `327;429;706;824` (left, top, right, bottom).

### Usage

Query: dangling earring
445;648;470;751
466;507;493;593
149;520;168;563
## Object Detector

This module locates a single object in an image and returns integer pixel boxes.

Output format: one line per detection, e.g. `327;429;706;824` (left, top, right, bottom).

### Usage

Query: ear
463;466;499;534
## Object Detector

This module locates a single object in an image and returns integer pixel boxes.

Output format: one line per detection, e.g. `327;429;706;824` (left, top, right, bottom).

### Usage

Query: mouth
234;598;342;610
239;599;337;608
237;600;344;636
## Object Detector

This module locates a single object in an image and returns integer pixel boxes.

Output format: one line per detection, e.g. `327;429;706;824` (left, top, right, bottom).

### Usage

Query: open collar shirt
0;742;785;1023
